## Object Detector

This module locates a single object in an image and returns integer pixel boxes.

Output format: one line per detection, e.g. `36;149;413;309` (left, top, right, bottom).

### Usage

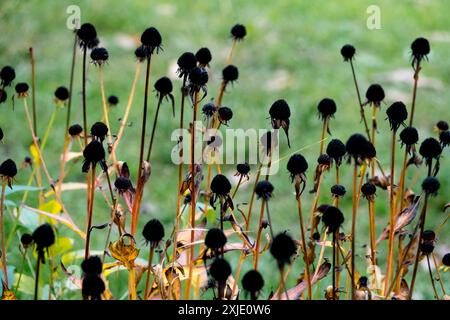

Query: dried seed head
218;106;233;124
0;66;16;86
142;219;165;246
419;137;442;161
0;89;7;103
108;95;119;107
231;24;247;41
69;124;83;137
255;180;274;200
140;27;162;54
260;130;278;155
32;223;55;260
361;182;376;197
134;45;149;62
442;253;450;266
222;65;239;83
90;47;109;64
386;101;408;131
202;102;216;118
195;47;212;67
77;23;99;49
242;270;264;296
114;176;131;192
340;44;356;61
326;139;346;166
20;233;33;247
345;133;370;162
312;232;321;241
322;205;345;233
317;98;337;120
90;122;108;141
421;176;439;196
270;232;296;266
236;163;250;176
154;76;173;96
177;52;197;77
399;126;419;147
287;154;308;177
54;86;69;101
81;256;103;275
411;37;430;64
0;159;18;178
439;130;450;147
188;67;208;87
210;174;232;196
82;274;105;300
82;140;106;172
331;184;346;197
422;230;436;242
317;154;332;166
209;258;232;282
365;84;385;107
358;276;368;288
269;99;291;121
436;120;449;132
204;228;227;250
15;82;29;95
420;240;434;255
365;141;376;160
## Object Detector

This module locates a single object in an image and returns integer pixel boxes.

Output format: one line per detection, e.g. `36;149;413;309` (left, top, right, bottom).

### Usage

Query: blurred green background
0;0;449;300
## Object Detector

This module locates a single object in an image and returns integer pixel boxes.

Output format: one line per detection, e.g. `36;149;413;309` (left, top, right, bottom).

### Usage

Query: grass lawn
0;0;449;299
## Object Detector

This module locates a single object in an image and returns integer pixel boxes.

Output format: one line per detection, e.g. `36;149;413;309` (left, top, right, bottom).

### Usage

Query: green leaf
5;185;42;196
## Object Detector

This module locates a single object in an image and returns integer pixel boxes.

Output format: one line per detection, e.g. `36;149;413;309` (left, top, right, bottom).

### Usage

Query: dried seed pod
386;101;408;131
255;180;274;200
204;228;227;250
209;258;231;282
54;86;69;101
90;47;109;65
365;84;385;107
140;27;162;54
270;232;296;266
326;139;346;166
411;37;430;65
108;95;119;107
242;269;264;300
222;65;239;83
81;256;103;275
0;66;16;86
142;219;165;247
331;184;346;197
90;122;108;142
32;223;55;262
82;273;105;300
340;44;356;61
317;98;337;121
399;126;419;147
421;176;440;196
231;24;247;41
195;47;212;67
69;124;83;137
77;23;99;49
321;205;344;233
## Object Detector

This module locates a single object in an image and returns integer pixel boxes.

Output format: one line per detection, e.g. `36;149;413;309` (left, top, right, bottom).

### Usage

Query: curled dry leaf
1;282;16;300
109;234;140;269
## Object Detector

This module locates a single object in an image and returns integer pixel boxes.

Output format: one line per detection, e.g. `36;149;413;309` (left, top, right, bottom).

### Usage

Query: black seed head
365;84;385;106
0;159;17;178
189;67;208;87
318;154;331;166
419;137;442;160
386;101;408;131
439;130;450;147
154;76;173;96
222;65;239;83
236;163;250;176
331;184;346;197
218;106;233;124
69;124;83;137
436;121;448;132
177;52;197;77
0;66;16;86
77;23;98;49
312;232;321;241
421;176;439;196
20;233;33;247
442;253;450;266
209;258;231;282
242;270;264;295
322;205;345;233
399;126;419;147
0;89;7;103
54;86;69;101
358;276;368;288
134;45;149;62
83;140;105;163
411;37;430;62
108;95;119;106
255;180;274;200
15;82;29;95
204;228;227;250
361;182;376;197
326;139;346;166
32;223;55;253
260;131;277;154
340;44;356;61
195;47;212;66
345;133;369;161
270;232;296;265
82;274;105;300
142;219;165;245
90;47;109;64
317;98;337;120
422;230;436;242
202;102;216;118
140;27;162;53
210;174;232;196
269;99;291;121
364;141;376;160
420;240;434;255
81;256;103;275
231;24;247;40
90;122;108;141
114;176;131;192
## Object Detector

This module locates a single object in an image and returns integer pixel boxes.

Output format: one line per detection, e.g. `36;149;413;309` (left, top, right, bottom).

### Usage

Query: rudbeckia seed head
322;205;345;233
442;253;450;266
82;274;105;300
331;184;346;197
82;140;106;172
15;82;29;96
242;270;264;296
77;23;99;49
195;47;212;67
340;44;356;61
202;102;216;118
204;228;227;250
436;120;448;132
114;176;131;192
422;230;435;242
81;256;103;275
68;124;83;137
270;232;296;266
140;27;162;54
386;101;408;131
0;66;16;86
210;174;232;196
0;159;18;178
20;233;33;247
90;47;109;64
236;163;250;176
218;106;233;124
209;258;231;282
188;67;208;87
411;37;430;64
54;86;69;101
32;223;55;261
422;176;439;196
107;95;119;107
317;98;337;120
269;99;291;121
177;52;197;77
361;182;376;197
365;84;385;107
317;154;331;166
345;133;369;162
419;137;442;161
154;76;173;96
439;130;450;147
231;24;247;41
134;45;149;62
420;240;434;255
255;180;274;200
222;65;239;83
326;139;346;165
90;122;108;141
399;126;419;147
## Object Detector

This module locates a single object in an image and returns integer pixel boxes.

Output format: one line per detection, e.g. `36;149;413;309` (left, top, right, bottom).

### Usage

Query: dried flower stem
29;47;38;135
0;180;8;287
308;172;324;238
426;254;439;300
99;65;116;164
297;194;312;299
84;166;96;259
34;256;41;300
319;118;328;155
349;60;371;140
368;199;376;266
350;162;358;299
409;60;420;127
253;198;266;270
432;253;446;296
144;245;155;299
146;97;163;162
